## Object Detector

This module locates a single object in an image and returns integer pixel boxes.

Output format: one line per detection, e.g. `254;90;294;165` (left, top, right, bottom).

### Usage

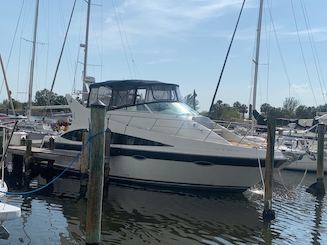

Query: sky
1;0;327;111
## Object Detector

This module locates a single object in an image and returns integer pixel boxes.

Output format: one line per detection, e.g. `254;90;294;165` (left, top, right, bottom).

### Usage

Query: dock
7;145;81;172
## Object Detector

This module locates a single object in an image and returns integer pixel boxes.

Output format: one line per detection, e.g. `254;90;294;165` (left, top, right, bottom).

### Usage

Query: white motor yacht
42;80;288;192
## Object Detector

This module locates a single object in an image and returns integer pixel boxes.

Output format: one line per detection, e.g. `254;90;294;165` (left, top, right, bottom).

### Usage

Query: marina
1;0;327;244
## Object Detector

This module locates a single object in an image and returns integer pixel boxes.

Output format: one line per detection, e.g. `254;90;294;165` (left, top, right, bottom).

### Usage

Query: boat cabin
87;80;196;115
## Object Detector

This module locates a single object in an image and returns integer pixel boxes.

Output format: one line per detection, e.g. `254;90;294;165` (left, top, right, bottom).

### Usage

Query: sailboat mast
0;54;16;115
27;0;39;119
82;0;91;104
252;0;264;117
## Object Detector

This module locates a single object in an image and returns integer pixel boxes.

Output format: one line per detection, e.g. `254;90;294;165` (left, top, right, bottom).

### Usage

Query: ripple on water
1;170;327;244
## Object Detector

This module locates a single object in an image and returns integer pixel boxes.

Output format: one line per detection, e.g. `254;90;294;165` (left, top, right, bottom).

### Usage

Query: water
1;170;327;244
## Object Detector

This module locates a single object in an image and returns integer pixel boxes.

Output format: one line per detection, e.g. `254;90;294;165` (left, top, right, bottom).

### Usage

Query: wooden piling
104;128;111;182
306;123;326;196
24;139;33;174
0;128;3;154
263;118;276;221
79;129;89;198
85;100;106;245
80;129;89;174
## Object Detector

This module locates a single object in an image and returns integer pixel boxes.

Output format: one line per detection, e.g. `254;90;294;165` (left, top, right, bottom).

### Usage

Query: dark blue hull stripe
47;142;286;168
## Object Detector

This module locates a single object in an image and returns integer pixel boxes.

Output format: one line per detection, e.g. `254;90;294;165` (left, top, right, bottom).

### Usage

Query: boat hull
49;150;276;192
109;156;264;191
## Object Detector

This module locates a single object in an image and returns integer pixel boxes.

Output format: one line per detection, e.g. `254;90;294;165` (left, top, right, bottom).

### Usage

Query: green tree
260;103;273;115
1;98;25;110
283;97;299;117
219;107;240;121
233;101;241;110
34;89;67;106
295;105;316;118
210;100;241;120
232;101;247;119
239;104;248;119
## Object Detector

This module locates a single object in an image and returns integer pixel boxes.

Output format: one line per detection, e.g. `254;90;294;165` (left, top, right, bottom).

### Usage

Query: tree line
0;89;67;112
184;92;326;121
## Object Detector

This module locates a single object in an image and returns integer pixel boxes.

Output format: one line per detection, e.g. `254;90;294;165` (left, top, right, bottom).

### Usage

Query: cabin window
88;86;112;107
98;86;112;106
147;85;178;102
136;88;146;104
88;88;99;106
111;89;135;108
111;133;168;146
62;130;84;142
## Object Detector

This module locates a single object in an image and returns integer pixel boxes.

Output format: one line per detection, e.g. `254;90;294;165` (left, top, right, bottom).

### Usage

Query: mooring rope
3;153;80;196
256;147;265;199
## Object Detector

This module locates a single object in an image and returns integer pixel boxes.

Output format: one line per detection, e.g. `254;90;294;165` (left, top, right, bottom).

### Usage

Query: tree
232;101;247;119
183;91;199;111
295;105;316;119
239;104;248;119
210;100;241;121
260;103;272;115
1;98;25;110
283;97;299;117
34;89;67;106
233;101;241;110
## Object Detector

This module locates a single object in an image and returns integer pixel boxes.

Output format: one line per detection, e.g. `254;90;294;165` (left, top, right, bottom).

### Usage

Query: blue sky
1;0;327;111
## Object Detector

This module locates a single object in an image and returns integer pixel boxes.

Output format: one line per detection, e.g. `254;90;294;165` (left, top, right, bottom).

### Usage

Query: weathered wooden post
104;128;111;183
0;127;3;155
79;129;89;197
24;139;33;174
306;123;325;197
263;118;276;221
85;100;106;245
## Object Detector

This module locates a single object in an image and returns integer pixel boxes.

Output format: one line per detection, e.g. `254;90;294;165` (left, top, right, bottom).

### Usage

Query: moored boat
42;79;289;192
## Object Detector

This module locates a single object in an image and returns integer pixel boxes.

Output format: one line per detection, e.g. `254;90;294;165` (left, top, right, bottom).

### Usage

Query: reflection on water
1;169;327;244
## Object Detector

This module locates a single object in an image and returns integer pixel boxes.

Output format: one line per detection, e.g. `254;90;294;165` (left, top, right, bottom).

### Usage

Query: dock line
1;152;80;196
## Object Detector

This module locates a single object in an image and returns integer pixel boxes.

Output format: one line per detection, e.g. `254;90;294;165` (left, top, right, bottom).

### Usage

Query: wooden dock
7;145;81;171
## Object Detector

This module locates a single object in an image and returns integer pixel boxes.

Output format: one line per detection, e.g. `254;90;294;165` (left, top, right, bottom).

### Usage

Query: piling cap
90;99;106;108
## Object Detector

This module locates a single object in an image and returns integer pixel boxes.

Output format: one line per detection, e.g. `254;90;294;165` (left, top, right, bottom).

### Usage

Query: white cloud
280;27;327;42
95;0;252;49
290;83;308;95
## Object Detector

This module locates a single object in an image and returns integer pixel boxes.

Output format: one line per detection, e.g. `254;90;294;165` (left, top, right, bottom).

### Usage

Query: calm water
1;170;327;244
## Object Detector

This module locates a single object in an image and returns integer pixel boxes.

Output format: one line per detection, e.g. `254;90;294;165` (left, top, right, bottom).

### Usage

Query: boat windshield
88;84;182;110
117;102;198;116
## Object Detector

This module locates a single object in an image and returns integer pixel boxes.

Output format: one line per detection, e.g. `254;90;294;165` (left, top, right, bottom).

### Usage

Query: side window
98;86;112;106
88;86;111;107
62;130;84;142
111;89;135;108
88;88;99;106
111;133;168;146
135;89;146;104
